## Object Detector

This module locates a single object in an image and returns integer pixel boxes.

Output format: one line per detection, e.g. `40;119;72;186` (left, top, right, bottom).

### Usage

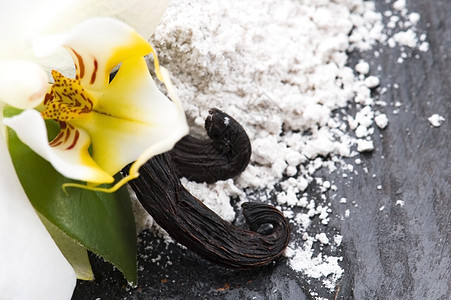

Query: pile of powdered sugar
132;0;428;296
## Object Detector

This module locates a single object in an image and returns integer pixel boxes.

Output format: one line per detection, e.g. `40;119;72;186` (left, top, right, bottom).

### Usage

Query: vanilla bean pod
170;108;251;183
126;153;290;269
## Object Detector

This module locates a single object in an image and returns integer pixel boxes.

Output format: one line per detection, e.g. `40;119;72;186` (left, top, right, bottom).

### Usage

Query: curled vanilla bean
126;153;290;269
170;108;251;183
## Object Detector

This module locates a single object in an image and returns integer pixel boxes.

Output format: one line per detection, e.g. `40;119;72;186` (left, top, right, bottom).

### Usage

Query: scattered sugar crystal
388;37;396;48
348;116;358;130
286;166;298;177
277;188;299;207
318;206;329;221
151;255;162;263
357;139;374;152
355;60;370;75
388;15;400;29
316;177;323;185
272;159;288;178
374;114;389;129
376;100;388;106
316;233;330;245
345;209;350;218
364;76;380;88
307;209;316;218
393;29;418;48
419;42;429;52
298;177;309;192
295;213;311;230
428;114;445;127
354;84;373;105
355;106;374;127
408;12;421;24
393;0;406;11
355;125;369;138
298;197;309;208
289;241;343;290
285;149;304;167
334;235;343;247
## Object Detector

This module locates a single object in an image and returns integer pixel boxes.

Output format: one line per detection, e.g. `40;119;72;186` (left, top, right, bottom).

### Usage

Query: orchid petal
4;109;113;184
2;0;169;77
34;17;153;90
39;0;170;43
73;57;188;177
0;60;47;109
0;131;76;299
128;65;189;180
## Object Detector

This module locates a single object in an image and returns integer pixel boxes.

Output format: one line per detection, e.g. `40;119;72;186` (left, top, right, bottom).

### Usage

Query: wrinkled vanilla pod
126;153;290;269
170;108;251;183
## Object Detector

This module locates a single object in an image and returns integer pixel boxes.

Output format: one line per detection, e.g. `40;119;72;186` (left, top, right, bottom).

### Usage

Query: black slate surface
73;0;450;299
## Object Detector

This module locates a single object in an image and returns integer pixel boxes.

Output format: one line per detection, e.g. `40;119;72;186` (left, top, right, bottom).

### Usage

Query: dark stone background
73;0;450;299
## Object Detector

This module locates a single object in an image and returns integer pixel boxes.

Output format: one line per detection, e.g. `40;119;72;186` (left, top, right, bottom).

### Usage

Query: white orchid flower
0;0;178;298
5;17;188;192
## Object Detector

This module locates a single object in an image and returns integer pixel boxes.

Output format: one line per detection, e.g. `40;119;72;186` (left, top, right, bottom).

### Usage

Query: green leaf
5;107;137;284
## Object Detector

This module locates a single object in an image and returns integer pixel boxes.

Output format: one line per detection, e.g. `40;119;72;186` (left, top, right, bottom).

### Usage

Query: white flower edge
125;66;189;187
0;123;76;299
3;110;114;184
0;60;48;110
1;0;169;77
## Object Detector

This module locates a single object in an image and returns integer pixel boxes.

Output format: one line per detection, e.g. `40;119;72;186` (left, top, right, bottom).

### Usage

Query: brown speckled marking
71;48;85;79
41;70;93;122
49;122;79;150
66;130;80;150
90;59;99;85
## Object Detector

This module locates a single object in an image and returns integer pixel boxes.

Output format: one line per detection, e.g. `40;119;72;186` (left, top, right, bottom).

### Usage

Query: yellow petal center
41;70;94;122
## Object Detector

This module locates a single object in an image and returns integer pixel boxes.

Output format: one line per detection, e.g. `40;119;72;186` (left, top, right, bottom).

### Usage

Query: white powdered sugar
355;60;370;75
428;114;445;127
375;113;389;129
285;240;344;291
132;0;429;297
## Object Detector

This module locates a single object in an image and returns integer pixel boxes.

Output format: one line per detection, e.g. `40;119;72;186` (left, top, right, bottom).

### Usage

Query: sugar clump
428;114;445;127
